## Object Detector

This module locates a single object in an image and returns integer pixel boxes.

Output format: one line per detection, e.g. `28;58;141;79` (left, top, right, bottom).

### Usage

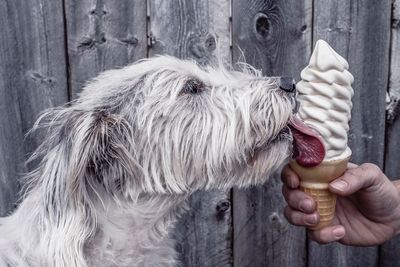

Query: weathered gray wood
1;1;398;266
148;1;232;266
232;0;312;266
64;0;147;98
149;0;231;63
310;0;392;266
0;0;68;216
381;1;400;266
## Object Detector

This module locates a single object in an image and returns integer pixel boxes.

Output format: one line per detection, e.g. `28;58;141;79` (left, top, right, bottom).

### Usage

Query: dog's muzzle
278;76;299;113
278;76;296;93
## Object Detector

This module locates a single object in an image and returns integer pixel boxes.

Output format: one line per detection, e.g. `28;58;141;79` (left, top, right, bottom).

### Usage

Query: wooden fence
0;0;399;266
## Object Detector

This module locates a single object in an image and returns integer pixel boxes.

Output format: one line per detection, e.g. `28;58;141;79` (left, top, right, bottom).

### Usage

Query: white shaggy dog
0;55;296;266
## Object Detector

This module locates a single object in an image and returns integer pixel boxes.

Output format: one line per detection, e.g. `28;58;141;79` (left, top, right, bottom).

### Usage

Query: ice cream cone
289;155;350;230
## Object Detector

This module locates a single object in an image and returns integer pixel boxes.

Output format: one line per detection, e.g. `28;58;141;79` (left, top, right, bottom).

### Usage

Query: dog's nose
279;76;296;93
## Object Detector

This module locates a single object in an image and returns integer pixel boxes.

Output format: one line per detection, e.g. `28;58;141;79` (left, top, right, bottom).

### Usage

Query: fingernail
305;214;318;225
332;227;345;239
330;179;348;191
300;199;313;212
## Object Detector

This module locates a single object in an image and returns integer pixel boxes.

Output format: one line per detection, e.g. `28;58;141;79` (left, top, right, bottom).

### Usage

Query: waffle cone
289;156;350;230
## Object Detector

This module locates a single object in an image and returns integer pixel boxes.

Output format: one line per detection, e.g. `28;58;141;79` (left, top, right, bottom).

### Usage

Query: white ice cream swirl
297;40;354;160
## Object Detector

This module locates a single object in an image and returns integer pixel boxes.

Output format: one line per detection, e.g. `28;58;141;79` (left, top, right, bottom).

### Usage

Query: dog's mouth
247;126;291;165
288;116;325;167
248;116;326;168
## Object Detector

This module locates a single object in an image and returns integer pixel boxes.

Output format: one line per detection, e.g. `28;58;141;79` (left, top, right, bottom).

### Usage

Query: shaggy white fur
0;55;295;266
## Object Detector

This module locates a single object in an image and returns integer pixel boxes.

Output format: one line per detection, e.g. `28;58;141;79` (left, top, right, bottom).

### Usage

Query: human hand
281;163;400;246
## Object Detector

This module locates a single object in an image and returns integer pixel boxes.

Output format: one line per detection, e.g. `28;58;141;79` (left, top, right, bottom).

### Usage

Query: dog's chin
235;135;291;188
248;126;292;166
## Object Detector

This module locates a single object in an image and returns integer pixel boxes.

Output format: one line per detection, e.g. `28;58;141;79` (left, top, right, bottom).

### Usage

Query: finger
329;163;383;196
281;165;300;189
282;185;316;213
308;225;346;244
347;162;358;169
284;206;319;227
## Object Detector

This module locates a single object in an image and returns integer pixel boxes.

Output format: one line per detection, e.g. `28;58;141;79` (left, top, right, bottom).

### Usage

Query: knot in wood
216;199;230;214
78;32;106;51
268;212;283;227
89;9;107;17
393;19;400;29
254;13;270;38
188;33;216;60
28;71;55;85
204;34;216;51
78;36;95;50
120;36;139;46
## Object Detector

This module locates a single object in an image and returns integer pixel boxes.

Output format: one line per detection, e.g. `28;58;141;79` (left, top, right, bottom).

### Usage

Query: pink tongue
288;117;325;167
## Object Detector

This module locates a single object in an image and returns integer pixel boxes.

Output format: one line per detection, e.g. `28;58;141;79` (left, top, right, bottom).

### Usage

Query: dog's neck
0;188;188;267
83;192;188;266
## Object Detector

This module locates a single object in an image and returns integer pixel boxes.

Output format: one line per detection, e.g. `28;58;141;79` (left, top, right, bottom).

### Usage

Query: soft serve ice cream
293;40;354;165
288;40;354;229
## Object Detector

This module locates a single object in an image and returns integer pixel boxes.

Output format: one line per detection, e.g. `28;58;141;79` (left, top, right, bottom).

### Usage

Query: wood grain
232;0;312;266
1;1;398;265
149;1;232;266
311;0;391;266
64;0;147;98
381;0;400;265
149;0;230;63
0;0;68;216
314;0;391;168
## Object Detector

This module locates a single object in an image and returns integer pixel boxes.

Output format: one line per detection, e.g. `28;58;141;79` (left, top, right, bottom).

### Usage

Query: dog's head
60;56;296;195
30;56;296;200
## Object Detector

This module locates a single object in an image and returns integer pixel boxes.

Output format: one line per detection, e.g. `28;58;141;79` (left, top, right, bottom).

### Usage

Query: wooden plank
0;0;68;216
380;0;400;265
64;0;147;98
148;1;232;266
149;0;231;62
310;0;391;266
232;0;312;266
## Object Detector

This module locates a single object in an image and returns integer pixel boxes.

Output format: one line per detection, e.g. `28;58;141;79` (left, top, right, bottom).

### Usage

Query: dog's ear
25;107;138;265
79;111;140;197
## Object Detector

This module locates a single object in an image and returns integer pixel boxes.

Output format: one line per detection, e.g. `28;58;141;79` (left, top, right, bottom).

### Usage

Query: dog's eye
181;79;205;95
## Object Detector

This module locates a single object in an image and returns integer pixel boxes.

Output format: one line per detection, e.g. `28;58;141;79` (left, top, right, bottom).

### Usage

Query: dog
0;55;296;266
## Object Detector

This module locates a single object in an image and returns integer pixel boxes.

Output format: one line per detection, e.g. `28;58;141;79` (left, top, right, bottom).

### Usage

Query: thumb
329;163;383;196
